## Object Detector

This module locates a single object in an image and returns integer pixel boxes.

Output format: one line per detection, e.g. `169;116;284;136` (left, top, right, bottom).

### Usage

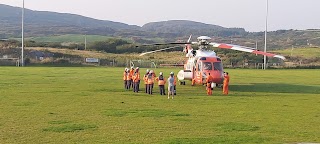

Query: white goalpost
0;58;20;66
130;60;157;68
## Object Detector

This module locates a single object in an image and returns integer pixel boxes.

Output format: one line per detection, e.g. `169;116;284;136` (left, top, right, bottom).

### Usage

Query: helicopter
138;35;285;87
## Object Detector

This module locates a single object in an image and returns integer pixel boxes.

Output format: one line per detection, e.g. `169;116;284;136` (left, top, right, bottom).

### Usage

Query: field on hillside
0;67;319;143
273;47;320;58
13;34;166;43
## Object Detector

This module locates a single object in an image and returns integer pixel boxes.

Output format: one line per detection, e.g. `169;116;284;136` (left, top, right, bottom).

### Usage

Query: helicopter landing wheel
179;81;186;85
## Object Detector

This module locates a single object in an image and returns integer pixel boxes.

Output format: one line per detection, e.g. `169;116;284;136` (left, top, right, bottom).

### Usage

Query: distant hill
1;4;320;50
0;4;140;38
142;20;247;37
0;4;247;38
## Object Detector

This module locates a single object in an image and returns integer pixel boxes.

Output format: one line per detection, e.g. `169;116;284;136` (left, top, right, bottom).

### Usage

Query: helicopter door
195;62;203;84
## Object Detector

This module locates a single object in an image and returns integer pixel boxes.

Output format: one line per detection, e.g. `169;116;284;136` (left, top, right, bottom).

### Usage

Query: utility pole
21;0;25;66
263;0;269;70
255;40;258;56
85;34;87;50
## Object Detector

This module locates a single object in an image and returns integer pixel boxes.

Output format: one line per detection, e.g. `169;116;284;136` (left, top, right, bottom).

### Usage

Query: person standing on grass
206;73;214;95
147;70;154;95
123;68;128;89
151;70;156;92
173;74;177;95
126;68;132;90
223;72;230;95
155;72;166;95
144;69;150;93
129;66;135;88
167;72;175;99
135;67;140;91
132;68;140;93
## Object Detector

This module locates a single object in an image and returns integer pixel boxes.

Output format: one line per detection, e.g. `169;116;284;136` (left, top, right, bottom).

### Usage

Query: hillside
0;4;247;39
0;4;140;38
1;4;320;49
142;20;246;37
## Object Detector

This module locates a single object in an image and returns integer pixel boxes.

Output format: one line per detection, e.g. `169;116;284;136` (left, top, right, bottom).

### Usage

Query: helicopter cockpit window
203;62;212;70
213;62;223;71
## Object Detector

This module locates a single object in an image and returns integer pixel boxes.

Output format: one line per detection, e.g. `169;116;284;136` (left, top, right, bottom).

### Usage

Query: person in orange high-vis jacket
155;72;166;95
151;70;156;90
129;66;135;88
144;69;150;93
147;70;155;95
132;68;140;93
223;72;230;95
206;73;214;95
126;68;133;90
123;68;128;89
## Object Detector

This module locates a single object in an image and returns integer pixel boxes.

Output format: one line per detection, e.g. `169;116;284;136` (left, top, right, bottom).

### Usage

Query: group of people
123;67;177;99
205;72;230;96
123;67;141;92
123;67;230;97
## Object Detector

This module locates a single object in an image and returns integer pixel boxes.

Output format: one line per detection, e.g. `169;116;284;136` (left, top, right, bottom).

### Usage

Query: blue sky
1;0;319;32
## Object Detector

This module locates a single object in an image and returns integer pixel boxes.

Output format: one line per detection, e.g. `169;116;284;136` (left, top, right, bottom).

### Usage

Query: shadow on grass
216;122;260;132
43;123;97;133
164;135;269;144
230;83;320;94
103;109;190;118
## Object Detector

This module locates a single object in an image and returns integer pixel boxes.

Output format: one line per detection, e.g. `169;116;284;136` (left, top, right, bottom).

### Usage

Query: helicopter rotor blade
209;42;286;60
187;35;192;43
139;46;181;56
137;42;190;47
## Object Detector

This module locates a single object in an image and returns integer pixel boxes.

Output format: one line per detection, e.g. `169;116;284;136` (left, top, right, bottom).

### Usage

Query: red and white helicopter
139;35;285;87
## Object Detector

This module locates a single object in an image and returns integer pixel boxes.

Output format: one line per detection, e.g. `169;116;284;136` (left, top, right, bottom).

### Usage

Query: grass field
273;47;320;58
15;34;165;43
0;67;319;143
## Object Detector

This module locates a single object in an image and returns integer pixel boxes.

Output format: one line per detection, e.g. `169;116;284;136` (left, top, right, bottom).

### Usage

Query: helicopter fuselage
177;50;224;86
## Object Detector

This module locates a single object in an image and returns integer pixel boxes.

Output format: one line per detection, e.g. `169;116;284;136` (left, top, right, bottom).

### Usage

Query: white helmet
150;70;154;73
136;67;139;70
160;72;163;75
125;67;128;71
170;72;174;75
131;66;134;69
146;69;150;73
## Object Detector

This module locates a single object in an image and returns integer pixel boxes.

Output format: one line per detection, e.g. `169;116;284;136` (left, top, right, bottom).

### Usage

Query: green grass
0;67;319;143
274;47;320;58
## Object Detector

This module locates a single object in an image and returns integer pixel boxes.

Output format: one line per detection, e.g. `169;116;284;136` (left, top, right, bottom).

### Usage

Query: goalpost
129;60;157;68
0;58;20;66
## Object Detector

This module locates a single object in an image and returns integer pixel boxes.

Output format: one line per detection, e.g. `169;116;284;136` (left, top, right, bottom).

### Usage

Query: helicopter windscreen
203;62;212;70
213;62;223;71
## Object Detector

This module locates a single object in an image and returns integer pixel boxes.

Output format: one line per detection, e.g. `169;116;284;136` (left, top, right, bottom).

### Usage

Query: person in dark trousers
129;66;135;88
132;68;140;93
143;69;150;93
126;69;132;90
135;67;140;91
147;70;154;95
173;75;177;95
156;72;166;95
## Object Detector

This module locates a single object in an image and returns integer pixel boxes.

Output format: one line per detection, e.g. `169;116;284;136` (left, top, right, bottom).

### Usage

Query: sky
0;0;319;32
